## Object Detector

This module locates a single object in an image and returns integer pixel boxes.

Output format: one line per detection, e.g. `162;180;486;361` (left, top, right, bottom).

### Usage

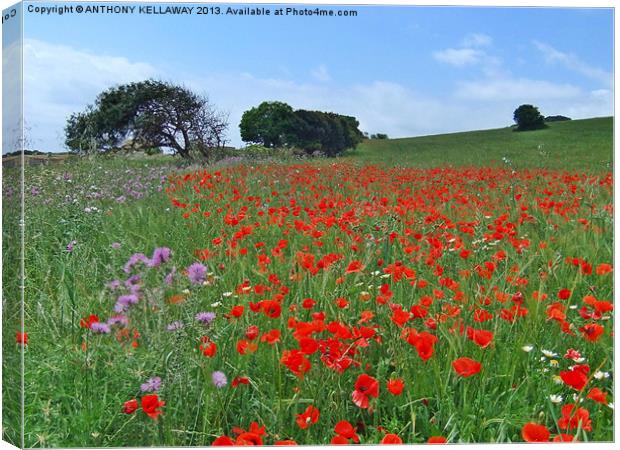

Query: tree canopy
65;80;228;159
513;104;547;131
239;101;364;156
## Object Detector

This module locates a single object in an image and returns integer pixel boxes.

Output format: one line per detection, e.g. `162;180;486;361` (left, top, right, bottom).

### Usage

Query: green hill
348;117;613;172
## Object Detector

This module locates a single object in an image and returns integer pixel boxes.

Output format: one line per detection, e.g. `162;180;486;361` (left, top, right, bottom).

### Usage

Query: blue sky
2;1;614;152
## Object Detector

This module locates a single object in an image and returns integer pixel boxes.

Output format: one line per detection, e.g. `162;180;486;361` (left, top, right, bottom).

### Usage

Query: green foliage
239;101;297;148
513;104;547;131
65;80;228;159
239;102;364;156
370;133;389;140
545;115;571;123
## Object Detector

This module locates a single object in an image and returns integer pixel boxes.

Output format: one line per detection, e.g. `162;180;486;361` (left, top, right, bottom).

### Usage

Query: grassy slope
346;117;613;172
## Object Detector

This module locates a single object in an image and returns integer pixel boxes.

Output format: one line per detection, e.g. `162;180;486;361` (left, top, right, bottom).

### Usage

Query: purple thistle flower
114;294;139;313
164;267;177;286
107;315;129;327
125;274;142;287
187;262;207;285
140;376;162;393
66;240;77;252
166;321;184;331
91;322;111;334
211;371;228;388
106;279;121;290
123;253;150;273
149;247;171;267
195;311;216;325
111;242;121;250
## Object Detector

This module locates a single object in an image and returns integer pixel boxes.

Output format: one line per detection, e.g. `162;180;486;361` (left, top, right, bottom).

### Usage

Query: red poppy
274;440;298;445
345;260;364;274
352;373;379;408
558;288;572;300
122;399;138;414
452;357;481;378
334;420;360;443
232;376;250;388
427;436;447;444
245;325;259;340
559;364;589;391
16;331;28;345
586;387;608;404
558;404;592;431
141;394;165;419
521;423;550;442
552;434;577;442
260;329;281;345
380;434;403;444
331;435;349;444
79;314;100;329
405;329;438;361
212;436;235;446
579;323;605;342
466;327;493;348
595;263;613;275
200;340;217;357
387;378;405;396
295;405;320;429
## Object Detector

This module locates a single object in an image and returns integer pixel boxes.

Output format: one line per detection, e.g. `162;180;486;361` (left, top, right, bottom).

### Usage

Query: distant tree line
513;104;572;131
239;101;364;156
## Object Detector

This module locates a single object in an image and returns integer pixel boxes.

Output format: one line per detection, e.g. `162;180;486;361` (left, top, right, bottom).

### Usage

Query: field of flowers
2;152;614;446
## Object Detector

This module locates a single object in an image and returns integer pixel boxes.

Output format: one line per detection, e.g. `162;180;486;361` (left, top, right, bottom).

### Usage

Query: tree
65;80;228;159
239;102;364;156
239;101;297;148
513;104;547;131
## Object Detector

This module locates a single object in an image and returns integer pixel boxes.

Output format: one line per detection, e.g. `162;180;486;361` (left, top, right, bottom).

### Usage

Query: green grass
345;117;613;171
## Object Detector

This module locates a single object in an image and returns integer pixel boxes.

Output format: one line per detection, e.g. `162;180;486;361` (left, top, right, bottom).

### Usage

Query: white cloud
311;64;330;82
456;78;582;101
433;48;485;67
462;33;493;48
533;41;612;87
22;38;159;151
3;38;23;154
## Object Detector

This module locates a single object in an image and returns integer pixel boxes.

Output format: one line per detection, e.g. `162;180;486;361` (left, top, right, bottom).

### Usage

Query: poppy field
2;131;614;446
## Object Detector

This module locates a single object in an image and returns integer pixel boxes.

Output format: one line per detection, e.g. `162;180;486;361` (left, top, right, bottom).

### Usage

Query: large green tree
65;80;228;158
240;102;364;156
513;104;547;131
239;101;298;148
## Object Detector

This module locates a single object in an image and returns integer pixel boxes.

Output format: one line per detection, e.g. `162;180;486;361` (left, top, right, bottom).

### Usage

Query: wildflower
166;321;184;331
521;423;550;442
593;370;610;380
541;349;557;358
140;376;162;393
586;387;608;405
141;394;165;420
16;331;28;345
579;323;604;342
549;394;563;404
66;240;77;252
352;373;379;409
427;436;447;444
122;399;138;414
90;322;111;334
564;348;582;361
212;371;228;388
558;404;592;431
521;345;534;352
334;420;359;443
560;364;590;391
79;314;100;329
111;242;121;249
452;357;482;378
187;262;207;284
381;434;403;444
295;405;319;429
123;253;150;273
195;311;216;325
387;378;405;395
149;247;171;267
